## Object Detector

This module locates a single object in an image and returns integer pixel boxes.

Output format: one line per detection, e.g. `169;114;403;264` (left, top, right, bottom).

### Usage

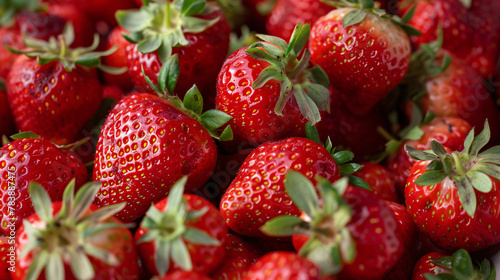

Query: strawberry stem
452;151;466;176
164;1;172;29
59;35;67;58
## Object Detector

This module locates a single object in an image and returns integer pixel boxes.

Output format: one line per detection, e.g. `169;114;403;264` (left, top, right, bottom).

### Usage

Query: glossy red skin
102;26;134;90
157;271;213;280
243;251;321;280
0;236;13;280
397;0;500;78
210;232;260;280
126;4;230;106
216;47;308;151
414;51;500;143
387;117;472;198
11;203;140;280
93;93;217;222
0;27;24;80
220;137;340;237
309;8;411;115
7;57;103;145
317;88;390;160
135;194;227;276
406;160;500;252
266;0;333;40
0;91;15;137
0;138;88;235
383;201;418;280
354;162;399;203
411;252;450;280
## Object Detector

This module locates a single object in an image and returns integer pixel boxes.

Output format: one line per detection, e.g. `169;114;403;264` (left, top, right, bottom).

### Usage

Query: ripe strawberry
244;251;322;280
387;116;472;197
261;172;404;278
266;0;333;40
0;86;15;137
135;177;227;277
354;162;398;203
102;26;134;90
157;270;213;280
397;0;500;77
6;24;124;145
411;252;450;279
0;133;87;236
117;0;230;105
11;180;141;280
309;1;414;115
405;121;500;252
0;236;13;280
216;24;330;150
220;137;341;237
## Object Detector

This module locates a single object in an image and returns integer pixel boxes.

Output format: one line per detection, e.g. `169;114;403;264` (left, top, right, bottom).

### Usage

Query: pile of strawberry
1;0;500;279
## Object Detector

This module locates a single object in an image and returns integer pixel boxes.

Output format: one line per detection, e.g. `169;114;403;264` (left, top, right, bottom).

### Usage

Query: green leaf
284;170;320;218
403;126;424;141
45;253;64;280
183;227;220;245
141;65;162;93
339;163;363;176
286;23;310;56
303;83;330;112
158;54;179;93
470;120;490;156
458;0;472;9
480;259;491;279
455;178;477;217
405;145;440;161
83;244;119;266
308;65;330;88
182;0;206;16
331;150;354;165
251;64;283;89
348;176;372;191
56;179;76;220
451;249;474;279
10;131;40;140
414;170;447;186
338;228;356;263
137;36;162;54
293;85;321;124
116;10;151;32
182;15;219;33
67;248;95;280
360;0;374;8
431;256;452;269
218;125;234;141
462;127;475;154
26;251;49;280
305;122;322;145
158;38;174;64
200;110;233;130
342;9;368;28
165;176;187;213
307;244;339;276
430;140;449;157
183;85;203;115
70;181;102;220
260;215;303;236
478;163;500;180
331;177;349;196
75;56;100;67
255;34;288;51
401;3;417;23
171;238;192;271
155;239;171;277
401;23;422;36
468;171;493;193
426;160;443;171
28;182;53;222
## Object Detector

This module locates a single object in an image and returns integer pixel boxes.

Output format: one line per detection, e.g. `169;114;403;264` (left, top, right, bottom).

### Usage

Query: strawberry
387;116;472;197
116;0;230;106
243;251;322;280
156;270;213;280
0;133;88;236
261;172;404;278
220;137;341;237
354;162;399;203
397;0;500;78
6;24;124;145
0;236;13;280
216;24;330;150
134;177;227;277
309;0;415;115
0;85;15;137
102;26;134;90
411;252;450;279
93;60;233;222
266;0;333;40
405;120;500;252
11;180;141;280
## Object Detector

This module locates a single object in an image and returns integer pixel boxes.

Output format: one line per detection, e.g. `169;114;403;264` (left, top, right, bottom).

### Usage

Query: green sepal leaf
75;56;100;68
458;0;472;9
455;178;477;217
401;3;417;23
286;23;310;56
400;23;422;36
218;125;234;141
155;239;171;277
294;85;322;124
308;65;331;89
115;9;151;32
431;256;452;270
468;171;492;193
348;176;372;191
470;120;490;156
331;150;354;165
303;83;330;112
46;253;64;280
255;34;288;51
463;127;475;154
182;0;206;17
183;85;203;115
415;170;447;186
141;65;162;93
165;176;187;213
83;244;119;266
26;250;50;280
171;238;192;271
183;227;220;245
260;215;304;236
339;163;363;176
200;109;233;131
28;181;54;222
405;145;440;161
430;140;449;157
305;122;322;145
69;181;102;220
67;248;95;280
360;0;374;8
10;131;40;140
426;160;443;171
284;170;320;218
342;9;368;28
404;126;424;141
245;45;281;67
137;36;162;54
451;249;474;279
478;163;500;181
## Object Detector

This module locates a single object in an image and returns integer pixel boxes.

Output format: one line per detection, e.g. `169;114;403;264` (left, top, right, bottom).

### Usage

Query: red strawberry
135;177;227;277
117;0;230;106
243;251;321;280
309;2;413;115
11;181;141;280
0;236;13;280
157;270;213;280
405;121;500;252
0;87;15;137
262;173;404;278
266;0;332;40
354;162;399;203
220;137;340;237
216;24;330;150
387;116;472;197
411;252;450;279
397;0;500;77
0;133;87;236
102;26;134;90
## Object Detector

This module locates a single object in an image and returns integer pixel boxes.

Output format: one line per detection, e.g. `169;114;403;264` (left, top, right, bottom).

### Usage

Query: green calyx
116;0;219;64
6;23;126;74
320;0;421;35
143;54;233;141
424;249;496;280
0;0;42;27
305;122;372;191
246;23;330;125
405;120;500;218
260;171;356;276
3;131;90;152
22;180;127;280
137;176;221;277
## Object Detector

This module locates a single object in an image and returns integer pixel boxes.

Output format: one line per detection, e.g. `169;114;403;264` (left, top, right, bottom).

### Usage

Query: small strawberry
11;180;141;280
0;132;88;236
309;0;416;115
0;236;13;280
243;251;322;280
135;176;227;277
6;23;124;145
405;120;500;252
216;23;330;150
261;172;404;278
102;26;134;90
354;162;398;203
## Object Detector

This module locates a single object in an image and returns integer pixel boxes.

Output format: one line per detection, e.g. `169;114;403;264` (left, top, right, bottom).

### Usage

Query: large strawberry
93;60;233;222
244;251;322;280
11;180;141;280
0;133;87;236
134;176;227;277
216;23;330;150
309;0;415;115
261;172;404;278
405;120;500;252
6;24;124;145
116;0;230;105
